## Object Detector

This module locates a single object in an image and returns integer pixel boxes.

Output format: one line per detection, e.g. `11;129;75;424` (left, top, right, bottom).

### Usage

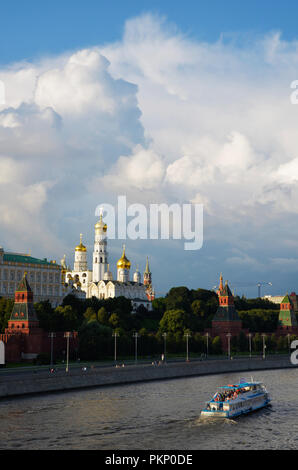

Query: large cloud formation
1;13;298;293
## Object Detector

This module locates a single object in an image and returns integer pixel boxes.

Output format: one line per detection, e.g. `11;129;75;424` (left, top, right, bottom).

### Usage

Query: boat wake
193;416;237;426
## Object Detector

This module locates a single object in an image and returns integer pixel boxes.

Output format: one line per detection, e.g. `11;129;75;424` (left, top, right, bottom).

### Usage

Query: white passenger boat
200;379;271;418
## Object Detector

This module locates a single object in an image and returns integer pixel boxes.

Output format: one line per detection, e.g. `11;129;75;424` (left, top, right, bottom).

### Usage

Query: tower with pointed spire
93;210;108;283
207;273;245;352
143;257;155;301
143;257;151;286
278;293;298;328
7;273;40;333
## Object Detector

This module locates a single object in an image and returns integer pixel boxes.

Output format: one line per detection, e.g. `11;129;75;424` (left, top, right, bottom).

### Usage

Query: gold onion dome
75;234;87;252
117;245;131;269
95;213;107;232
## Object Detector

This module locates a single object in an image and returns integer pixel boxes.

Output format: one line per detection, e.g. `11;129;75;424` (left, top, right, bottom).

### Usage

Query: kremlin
0;216;297;363
64;212;155;310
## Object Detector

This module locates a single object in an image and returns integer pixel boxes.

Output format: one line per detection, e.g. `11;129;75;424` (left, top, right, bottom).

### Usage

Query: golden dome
75;234;87;252
117;245;131;270
95;214;107;232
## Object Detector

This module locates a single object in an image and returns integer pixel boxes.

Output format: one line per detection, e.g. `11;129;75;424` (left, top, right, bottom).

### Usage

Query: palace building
0;247;63;307
65;213;155;311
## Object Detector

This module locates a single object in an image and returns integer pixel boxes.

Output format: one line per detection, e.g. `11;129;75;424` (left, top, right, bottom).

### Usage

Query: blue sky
1;1;298;298
1;0;298;64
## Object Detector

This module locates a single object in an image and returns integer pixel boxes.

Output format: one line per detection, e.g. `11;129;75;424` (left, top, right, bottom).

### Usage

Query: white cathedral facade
63;214;155;311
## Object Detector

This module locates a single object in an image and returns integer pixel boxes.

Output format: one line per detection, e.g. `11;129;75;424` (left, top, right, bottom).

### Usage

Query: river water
0;368;297;450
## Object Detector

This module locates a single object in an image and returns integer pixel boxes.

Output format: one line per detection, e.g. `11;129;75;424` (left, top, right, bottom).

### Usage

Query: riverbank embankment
0;355;296;399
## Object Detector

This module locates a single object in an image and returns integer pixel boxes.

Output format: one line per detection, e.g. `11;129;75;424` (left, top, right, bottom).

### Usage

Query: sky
1;1;298;298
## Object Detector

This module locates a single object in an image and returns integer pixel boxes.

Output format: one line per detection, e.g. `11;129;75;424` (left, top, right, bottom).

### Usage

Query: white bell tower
93;210;108;283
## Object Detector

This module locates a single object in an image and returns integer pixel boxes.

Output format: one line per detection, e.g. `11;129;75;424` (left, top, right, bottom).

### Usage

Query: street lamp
162;333;167;362
113;331;119;364
133;332;139;364
248;333;252;359
48;332;56;368
184;332;191;362
287;333;291;354
64;332;72;372
205;332;210;358
262;334;266;360
226;333;232;360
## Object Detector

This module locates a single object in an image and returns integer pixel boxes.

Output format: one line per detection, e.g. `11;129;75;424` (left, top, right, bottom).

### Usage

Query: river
0;368;297;450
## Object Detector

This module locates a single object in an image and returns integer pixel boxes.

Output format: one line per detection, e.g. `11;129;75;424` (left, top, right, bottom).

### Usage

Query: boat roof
218;382;262;389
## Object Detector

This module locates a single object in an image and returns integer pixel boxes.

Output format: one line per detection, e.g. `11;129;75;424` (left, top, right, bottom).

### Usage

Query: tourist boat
200;379;271;418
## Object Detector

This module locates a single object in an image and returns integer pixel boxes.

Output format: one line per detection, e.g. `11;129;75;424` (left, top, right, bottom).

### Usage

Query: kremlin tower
207;273;245;352
143;257;155;301
277;293;298;335
7;273;41;334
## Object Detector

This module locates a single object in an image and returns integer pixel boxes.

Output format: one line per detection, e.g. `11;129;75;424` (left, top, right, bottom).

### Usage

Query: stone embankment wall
0;357;296;399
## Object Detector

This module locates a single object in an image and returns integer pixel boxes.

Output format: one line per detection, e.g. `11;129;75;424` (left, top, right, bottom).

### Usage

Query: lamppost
162;333;167;362
184;332;191;362
262;334;266;360
287;333;291;354
226;333;232;360
113;331;119;364
133;332;139;364
64;332;72;372
48;332;56;368
248;333;252;359
205;332;209;358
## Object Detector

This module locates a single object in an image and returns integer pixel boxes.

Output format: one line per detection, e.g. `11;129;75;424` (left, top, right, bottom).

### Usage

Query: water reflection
0;368;297;449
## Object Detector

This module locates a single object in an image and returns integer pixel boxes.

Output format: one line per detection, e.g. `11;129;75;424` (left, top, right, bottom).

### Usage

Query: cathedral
63;213;155;311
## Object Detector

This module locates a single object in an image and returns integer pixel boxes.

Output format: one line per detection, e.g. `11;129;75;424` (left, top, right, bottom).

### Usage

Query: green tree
159;309;190;334
55;305;78;331
84;307;97;322
109;313;121;329
0;297;14;332
165;287;191;312
35;300;55;331
211;336;222;355
237;331;248;353
78;321;112;360
253;333;262;352
97;307;109;325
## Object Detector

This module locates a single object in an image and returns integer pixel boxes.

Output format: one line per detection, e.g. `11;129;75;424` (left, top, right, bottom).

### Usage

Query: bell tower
93;211;108;283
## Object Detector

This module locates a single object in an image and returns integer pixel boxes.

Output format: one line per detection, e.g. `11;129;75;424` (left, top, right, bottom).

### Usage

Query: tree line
0;285;296;360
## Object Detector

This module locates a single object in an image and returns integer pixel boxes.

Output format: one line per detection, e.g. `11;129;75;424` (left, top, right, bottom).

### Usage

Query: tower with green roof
209;274;245;352
279;293;298;328
7;272;39;332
